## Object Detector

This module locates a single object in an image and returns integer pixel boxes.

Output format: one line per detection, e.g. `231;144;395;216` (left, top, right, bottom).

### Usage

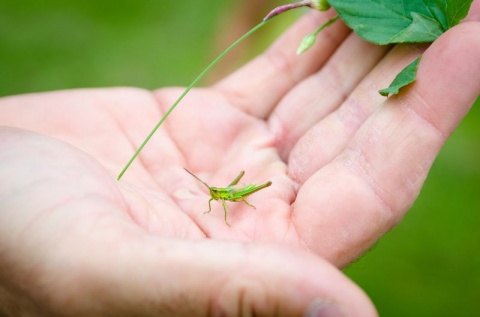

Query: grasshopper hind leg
241;197;256;209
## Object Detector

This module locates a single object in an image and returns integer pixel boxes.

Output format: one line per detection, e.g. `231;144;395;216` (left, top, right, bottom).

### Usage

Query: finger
287;43;424;183
293;22;480;266
465;0;480;21
268;33;389;159
215;10;351;118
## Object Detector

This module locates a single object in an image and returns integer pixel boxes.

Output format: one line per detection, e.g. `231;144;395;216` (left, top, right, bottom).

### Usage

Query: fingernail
304;299;347;317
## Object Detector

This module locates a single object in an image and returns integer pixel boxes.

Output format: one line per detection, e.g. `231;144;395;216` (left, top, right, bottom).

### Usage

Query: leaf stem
117;19;271;180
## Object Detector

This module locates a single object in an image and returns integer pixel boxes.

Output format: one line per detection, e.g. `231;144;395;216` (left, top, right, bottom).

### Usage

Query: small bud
297;33;316;55
311;0;331;11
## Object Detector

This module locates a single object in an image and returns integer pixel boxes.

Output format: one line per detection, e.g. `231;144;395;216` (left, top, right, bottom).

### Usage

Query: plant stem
313;14;339;35
263;0;312;21
117;19;271;180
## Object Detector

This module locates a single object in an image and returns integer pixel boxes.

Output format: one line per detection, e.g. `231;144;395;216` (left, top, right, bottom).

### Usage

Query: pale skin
0;3;479;316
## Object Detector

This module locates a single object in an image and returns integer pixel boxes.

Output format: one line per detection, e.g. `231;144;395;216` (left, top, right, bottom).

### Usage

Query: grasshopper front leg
204;198;214;214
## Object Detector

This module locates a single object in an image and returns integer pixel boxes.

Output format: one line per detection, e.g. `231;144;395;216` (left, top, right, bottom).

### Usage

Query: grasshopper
184;168;272;226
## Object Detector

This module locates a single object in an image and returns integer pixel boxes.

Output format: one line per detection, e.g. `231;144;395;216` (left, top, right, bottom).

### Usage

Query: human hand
1;3;479;316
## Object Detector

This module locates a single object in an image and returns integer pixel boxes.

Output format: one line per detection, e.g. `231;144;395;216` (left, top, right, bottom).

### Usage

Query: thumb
166;241;377;316
65;238;378;316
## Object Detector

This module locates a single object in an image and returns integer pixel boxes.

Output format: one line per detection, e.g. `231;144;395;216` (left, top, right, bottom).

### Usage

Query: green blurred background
1;1;479;315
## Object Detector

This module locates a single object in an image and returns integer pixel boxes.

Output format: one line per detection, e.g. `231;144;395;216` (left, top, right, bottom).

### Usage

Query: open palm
1;7;479;317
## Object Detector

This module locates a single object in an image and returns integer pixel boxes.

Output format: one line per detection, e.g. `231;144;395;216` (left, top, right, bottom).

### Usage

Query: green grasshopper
184;168;272;226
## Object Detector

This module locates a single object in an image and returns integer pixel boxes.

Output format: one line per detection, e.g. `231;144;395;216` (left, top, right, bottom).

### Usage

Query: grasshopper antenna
184;168;210;190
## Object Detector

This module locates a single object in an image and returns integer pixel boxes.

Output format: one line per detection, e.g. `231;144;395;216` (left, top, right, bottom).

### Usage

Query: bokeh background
1;1;479;315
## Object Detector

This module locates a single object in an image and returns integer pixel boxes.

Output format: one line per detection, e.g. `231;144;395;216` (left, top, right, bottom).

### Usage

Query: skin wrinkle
285;209;303;246
342;90;381;122
106;94;147;172
151;90;189;175
210;246;277;316
263;48;298;100
118;191;150;235
342;145;394;218
347;136;412;227
88;184;143;237
5;175;127;246
402;89;449;140
270;115;292;163
316;61;350;103
17;194;83;250
211;265;246;316
185;203;211;239
248;198;290;242
290;209;311;252
336;96;370;135
101;97;152;179
217;121;276;176
390;98;446;200
287;145;311;184
214;81;254;119
121;185;185;236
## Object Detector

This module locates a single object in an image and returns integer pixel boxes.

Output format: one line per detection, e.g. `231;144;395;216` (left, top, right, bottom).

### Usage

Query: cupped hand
1;5;479;316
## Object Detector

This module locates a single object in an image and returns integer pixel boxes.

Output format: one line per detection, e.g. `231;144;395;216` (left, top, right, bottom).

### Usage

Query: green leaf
328;0;473;45
443;0;474;27
388;12;444;43
379;56;422;96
